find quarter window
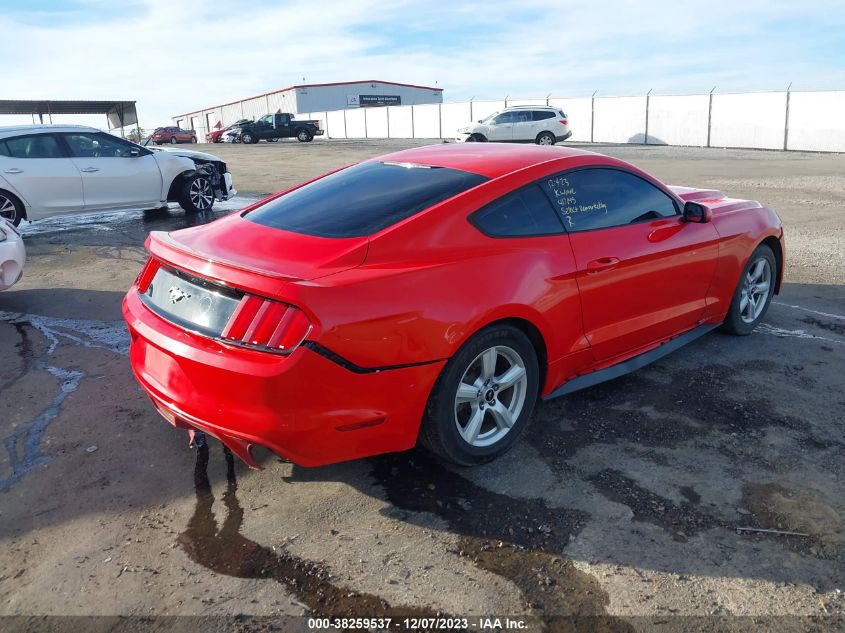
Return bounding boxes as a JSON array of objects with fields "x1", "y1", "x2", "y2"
[
  {"x1": 532, "y1": 111, "x2": 556, "y2": 121},
  {"x1": 541, "y1": 168, "x2": 678, "y2": 232},
  {"x1": 471, "y1": 185, "x2": 564, "y2": 237}
]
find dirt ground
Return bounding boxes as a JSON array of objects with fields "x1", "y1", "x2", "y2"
[{"x1": 1, "y1": 139, "x2": 844, "y2": 632}]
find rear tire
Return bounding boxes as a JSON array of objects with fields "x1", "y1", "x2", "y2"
[
  {"x1": 296, "y1": 129, "x2": 313, "y2": 142},
  {"x1": 190, "y1": 137, "x2": 197, "y2": 143},
  {"x1": 420, "y1": 324, "x2": 539, "y2": 466},
  {"x1": 536, "y1": 132, "x2": 556, "y2": 145},
  {"x1": 170, "y1": 137, "x2": 177, "y2": 145},
  {"x1": 178, "y1": 174, "x2": 215, "y2": 214},
  {"x1": 0, "y1": 190, "x2": 25, "y2": 227},
  {"x1": 720, "y1": 244, "x2": 776, "y2": 335}
]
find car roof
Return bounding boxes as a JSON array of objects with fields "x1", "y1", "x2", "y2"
[
  {"x1": 0, "y1": 124, "x2": 102, "y2": 137},
  {"x1": 374, "y1": 143, "x2": 600, "y2": 180}
]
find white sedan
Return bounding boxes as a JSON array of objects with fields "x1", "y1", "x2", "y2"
[
  {"x1": 0, "y1": 125, "x2": 236, "y2": 226},
  {"x1": 0, "y1": 218, "x2": 25, "y2": 291}
]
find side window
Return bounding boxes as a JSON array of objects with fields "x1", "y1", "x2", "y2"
[
  {"x1": 541, "y1": 168, "x2": 678, "y2": 232},
  {"x1": 63, "y1": 132, "x2": 136, "y2": 158},
  {"x1": 532, "y1": 111, "x2": 556, "y2": 121},
  {"x1": 493, "y1": 112, "x2": 515, "y2": 125},
  {"x1": 4, "y1": 134, "x2": 64, "y2": 159},
  {"x1": 513, "y1": 111, "x2": 532, "y2": 123},
  {"x1": 471, "y1": 185, "x2": 564, "y2": 237},
  {"x1": 257, "y1": 115, "x2": 273, "y2": 125},
  {"x1": 0, "y1": 141, "x2": 9, "y2": 157}
]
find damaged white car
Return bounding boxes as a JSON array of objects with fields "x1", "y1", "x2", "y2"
[{"x1": 0, "y1": 125, "x2": 236, "y2": 226}]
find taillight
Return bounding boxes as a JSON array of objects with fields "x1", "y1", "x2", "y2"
[
  {"x1": 135, "y1": 258, "x2": 161, "y2": 292},
  {"x1": 560, "y1": 119, "x2": 568, "y2": 125},
  {"x1": 221, "y1": 295, "x2": 311, "y2": 354},
  {"x1": 314, "y1": 121, "x2": 321, "y2": 129}
]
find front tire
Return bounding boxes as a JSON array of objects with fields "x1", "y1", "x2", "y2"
[
  {"x1": 241, "y1": 132, "x2": 256, "y2": 144},
  {"x1": 170, "y1": 137, "x2": 177, "y2": 145},
  {"x1": 178, "y1": 174, "x2": 215, "y2": 214},
  {"x1": 190, "y1": 137, "x2": 197, "y2": 144},
  {"x1": 296, "y1": 129, "x2": 313, "y2": 142},
  {"x1": 536, "y1": 132, "x2": 556, "y2": 145},
  {"x1": 720, "y1": 244, "x2": 776, "y2": 335},
  {"x1": 420, "y1": 324, "x2": 539, "y2": 466},
  {"x1": 0, "y1": 190, "x2": 25, "y2": 227}
]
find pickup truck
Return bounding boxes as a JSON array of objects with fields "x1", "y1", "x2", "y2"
[{"x1": 235, "y1": 113, "x2": 323, "y2": 144}]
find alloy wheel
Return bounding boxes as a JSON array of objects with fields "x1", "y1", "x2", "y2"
[
  {"x1": 189, "y1": 177, "x2": 214, "y2": 210},
  {"x1": 0, "y1": 194, "x2": 18, "y2": 224},
  {"x1": 537, "y1": 134, "x2": 554, "y2": 145},
  {"x1": 454, "y1": 345, "x2": 528, "y2": 447},
  {"x1": 740, "y1": 257, "x2": 772, "y2": 323}
]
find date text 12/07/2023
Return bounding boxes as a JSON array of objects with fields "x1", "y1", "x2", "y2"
[{"x1": 307, "y1": 616, "x2": 529, "y2": 630}]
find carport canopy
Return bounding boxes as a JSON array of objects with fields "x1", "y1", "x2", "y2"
[{"x1": 0, "y1": 99, "x2": 138, "y2": 130}]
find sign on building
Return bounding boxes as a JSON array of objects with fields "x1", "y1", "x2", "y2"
[
  {"x1": 347, "y1": 94, "x2": 402, "y2": 107},
  {"x1": 360, "y1": 95, "x2": 401, "y2": 107}
]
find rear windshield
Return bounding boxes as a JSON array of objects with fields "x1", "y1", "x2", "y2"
[{"x1": 245, "y1": 161, "x2": 488, "y2": 238}]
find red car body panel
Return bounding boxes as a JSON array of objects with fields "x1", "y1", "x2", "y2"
[{"x1": 123, "y1": 144, "x2": 784, "y2": 467}]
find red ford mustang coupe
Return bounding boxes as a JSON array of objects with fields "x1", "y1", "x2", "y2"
[{"x1": 123, "y1": 144, "x2": 784, "y2": 467}]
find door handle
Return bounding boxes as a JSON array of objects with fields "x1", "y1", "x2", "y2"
[
  {"x1": 3, "y1": 168, "x2": 23, "y2": 174},
  {"x1": 80, "y1": 167, "x2": 100, "y2": 173},
  {"x1": 586, "y1": 257, "x2": 621, "y2": 273}
]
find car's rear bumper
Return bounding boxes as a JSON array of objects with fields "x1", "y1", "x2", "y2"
[
  {"x1": 557, "y1": 130, "x2": 572, "y2": 142},
  {"x1": 123, "y1": 288, "x2": 443, "y2": 467}
]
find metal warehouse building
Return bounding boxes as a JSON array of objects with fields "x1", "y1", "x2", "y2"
[{"x1": 172, "y1": 80, "x2": 443, "y2": 141}]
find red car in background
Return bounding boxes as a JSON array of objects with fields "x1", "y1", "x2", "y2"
[
  {"x1": 150, "y1": 126, "x2": 197, "y2": 145},
  {"x1": 206, "y1": 119, "x2": 252, "y2": 143},
  {"x1": 123, "y1": 144, "x2": 784, "y2": 468}
]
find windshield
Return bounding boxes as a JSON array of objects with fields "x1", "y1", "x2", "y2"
[{"x1": 480, "y1": 112, "x2": 499, "y2": 124}]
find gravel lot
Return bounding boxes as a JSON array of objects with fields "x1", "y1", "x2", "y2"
[{"x1": 1, "y1": 139, "x2": 843, "y2": 631}]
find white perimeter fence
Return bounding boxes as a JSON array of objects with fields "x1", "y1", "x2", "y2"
[{"x1": 289, "y1": 90, "x2": 845, "y2": 152}]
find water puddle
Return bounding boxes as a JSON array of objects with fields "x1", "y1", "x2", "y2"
[
  {"x1": 0, "y1": 311, "x2": 128, "y2": 491},
  {"x1": 178, "y1": 442, "x2": 440, "y2": 620}
]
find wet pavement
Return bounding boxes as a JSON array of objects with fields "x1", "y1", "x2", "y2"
[{"x1": 1, "y1": 143, "x2": 844, "y2": 631}]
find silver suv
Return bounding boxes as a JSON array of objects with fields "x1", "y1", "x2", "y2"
[{"x1": 456, "y1": 106, "x2": 572, "y2": 145}]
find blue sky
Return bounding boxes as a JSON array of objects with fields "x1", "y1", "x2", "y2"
[{"x1": 1, "y1": 0, "x2": 844, "y2": 128}]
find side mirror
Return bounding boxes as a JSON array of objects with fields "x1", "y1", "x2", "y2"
[
  {"x1": 682, "y1": 201, "x2": 712, "y2": 223},
  {"x1": 477, "y1": 120, "x2": 483, "y2": 123},
  {"x1": 129, "y1": 147, "x2": 141, "y2": 157}
]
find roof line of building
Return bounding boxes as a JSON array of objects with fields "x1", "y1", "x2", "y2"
[{"x1": 172, "y1": 80, "x2": 443, "y2": 118}]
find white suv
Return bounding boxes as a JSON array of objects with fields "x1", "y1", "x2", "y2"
[
  {"x1": 0, "y1": 125, "x2": 236, "y2": 226},
  {"x1": 456, "y1": 106, "x2": 571, "y2": 145}
]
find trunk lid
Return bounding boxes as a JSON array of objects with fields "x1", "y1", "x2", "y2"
[{"x1": 148, "y1": 213, "x2": 368, "y2": 283}]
